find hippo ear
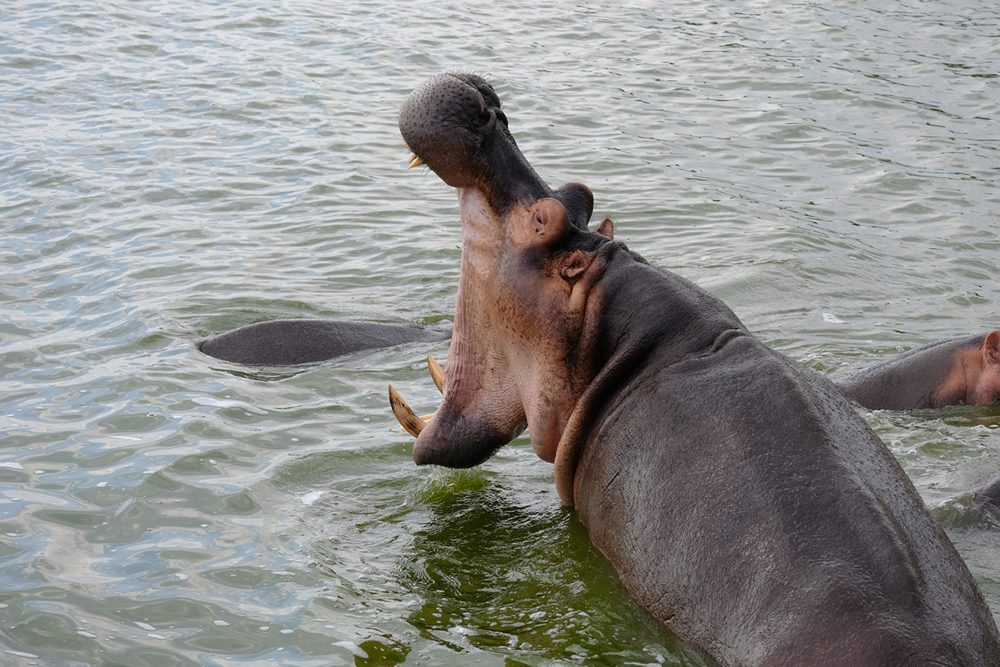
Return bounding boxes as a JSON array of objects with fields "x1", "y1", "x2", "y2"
[
  {"x1": 985, "y1": 331, "x2": 1000, "y2": 367},
  {"x1": 560, "y1": 249, "x2": 596, "y2": 281},
  {"x1": 596, "y1": 217, "x2": 614, "y2": 239}
]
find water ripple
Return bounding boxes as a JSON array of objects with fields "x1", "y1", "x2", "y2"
[{"x1": 2, "y1": 0, "x2": 999, "y2": 663}]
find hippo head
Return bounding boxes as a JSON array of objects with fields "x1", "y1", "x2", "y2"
[
  {"x1": 399, "y1": 73, "x2": 596, "y2": 229},
  {"x1": 395, "y1": 73, "x2": 615, "y2": 483}
]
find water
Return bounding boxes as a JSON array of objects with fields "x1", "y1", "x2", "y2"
[{"x1": 2, "y1": 0, "x2": 999, "y2": 664}]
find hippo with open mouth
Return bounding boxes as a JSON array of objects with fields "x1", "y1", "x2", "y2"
[{"x1": 390, "y1": 73, "x2": 1000, "y2": 666}]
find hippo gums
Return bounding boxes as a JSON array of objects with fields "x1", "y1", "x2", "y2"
[{"x1": 390, "y1": 73, "x2": 1000, "y2": 666}]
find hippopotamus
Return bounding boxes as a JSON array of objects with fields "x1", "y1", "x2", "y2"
[
  {"x1": 198, "y1": 302, "x2": 1000, "y2": 418},
  {"x1": 836, "y1": 331, "x2": 1000, "y2": 410},
  {"x1": 199, "y1": 319, "x2": 452, "y2": 365},
  {"x1": 388, "y1": 72, "x2": 1000, "y2": 666}
]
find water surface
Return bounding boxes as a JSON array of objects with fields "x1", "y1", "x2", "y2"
[{"x1": 3, "y1": 0, "x2": 999, "y2": 664}]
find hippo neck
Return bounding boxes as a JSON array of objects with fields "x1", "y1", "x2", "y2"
[{"x1": 553, "y1": 245, "x2": 748, "y2": 505}]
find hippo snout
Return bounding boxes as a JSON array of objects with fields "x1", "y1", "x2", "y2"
[
  {"x1": 399, "y1": 73, "x2": 552, "y2": 212},
  {"x1": 399, "y1": 73, "x2": 503, "y2": 189}
]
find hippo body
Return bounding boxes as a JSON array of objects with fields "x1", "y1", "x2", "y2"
[
  {"x1": 200, "y1": 318, "x2": 451, "y2": 365},
  {"x1": 836, "y1": 332, "x2": 1000, "y2": 410},
  {"x1": 391, "y1": 73, "x2": 1000, "y2": 666},
  {"x1": 573, "y1": 258, "x2": 996, "y2": 665}
]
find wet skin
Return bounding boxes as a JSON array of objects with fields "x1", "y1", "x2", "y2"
[
  {"x1": 836, "y1": 331, "x2": 1000, "y2": 410},
  {"x1": 199, "y1": 319, "x2": 451, "y2": 365},
  {"x1": 392, "y1": 73, "x2": 1000, "y2": 667}
]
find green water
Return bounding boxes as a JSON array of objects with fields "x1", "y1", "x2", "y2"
[{"x1": 2, "y1": 0, "x2": 999, "y2": 664}]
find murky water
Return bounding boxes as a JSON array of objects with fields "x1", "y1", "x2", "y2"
[{"x1": 2, "y1": 0, "x2": 999, "y2": 664}]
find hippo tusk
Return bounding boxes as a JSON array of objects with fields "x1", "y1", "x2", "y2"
[
  {"x1": 408, "y1": 154, "x2": 425, "y2": 169},
  {"x1": 399, "y1": 413, "x2": 436, "y2": 431},
  {"x1": 427, "y1": 355, "x2": 445, "y2": 394},
  {"x1": 389, "y1": 384, "x2": 426, "y2": 437}
]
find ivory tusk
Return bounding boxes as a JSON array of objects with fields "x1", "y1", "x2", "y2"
[
  {"x1": 389, "y1": 384, "x2": 425, "y2": 438},
  {"x1": 408, "y1": 154, "x2": 425, "y2": 169},
  {"x1": 398, "y1": 413, "x2": 436, "y2": 432},
  {"x1": 427, "y1": 355, "x2": 445, "y2": 394}
]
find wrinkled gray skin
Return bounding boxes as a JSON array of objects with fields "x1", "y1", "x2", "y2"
[
  {"x1": 397, "y1": 72, "x2": 1000, "y2": 666},
  {"x1": 199, "y1": 319, "x2": 451, "y2": 365}
]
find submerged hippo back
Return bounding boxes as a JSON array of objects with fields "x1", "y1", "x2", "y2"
[{"x1": 201, "y1": 319, "x2": 452, "y2": 365}]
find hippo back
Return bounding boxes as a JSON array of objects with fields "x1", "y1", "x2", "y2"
[{"x1": 574, "y1": 276, "x2": 1000, "y2": 666}]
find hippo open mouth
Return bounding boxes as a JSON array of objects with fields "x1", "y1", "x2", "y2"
[{"x1": 392, "y1": 73, "x2": 612, "y2": 479}]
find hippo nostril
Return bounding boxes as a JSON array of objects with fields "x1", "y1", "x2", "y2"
[{"x1": 476, "y1": 91, "x2": 488, "y2": 118}]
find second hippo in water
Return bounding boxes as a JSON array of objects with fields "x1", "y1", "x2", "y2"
[
  {"x1": 199, "y1": 319, "x2": 452, "y2": 365},
  {"x1": 836, "y1": 331, "x2": 1000, "y2": 410},
  {"x1": 389, "y1": 72, "x2": 1000, "y2": 667}
]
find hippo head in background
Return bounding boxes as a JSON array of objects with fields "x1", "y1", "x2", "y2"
[{"x1": 394, "y1": 72, "x2": 615, "y2": 489}]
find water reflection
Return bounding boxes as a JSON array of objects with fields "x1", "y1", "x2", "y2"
[
  {"x1": 280, "y1": 446, "x2": 708, "y2": 665},
  {"x1": 399, "y1": 480, "x2": 701, "y2": 665}
]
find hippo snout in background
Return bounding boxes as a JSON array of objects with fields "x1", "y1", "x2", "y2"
[{"x1": 390, "y1": 72, "x2": 1000, "y2": 667}]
